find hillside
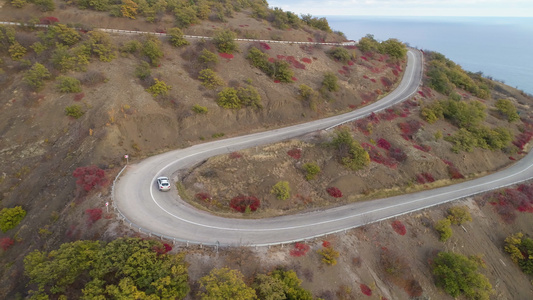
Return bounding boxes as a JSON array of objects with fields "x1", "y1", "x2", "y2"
[{"x1": 0, "y1": 0, "x2": 533, "y2": 299}]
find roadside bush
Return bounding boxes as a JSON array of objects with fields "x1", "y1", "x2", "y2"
[
  {"x1": 56, "y1": 76, "x2": 81, "y2": 93},
  {"x1": 174, "y1": 6, "x2": 197, "y2": 28},
  {"x1": 192, "y1": 104, "x2": 208, "y2": 114},
  {"x1": 504, "y1": 232, "x2": 533, "y2": 275},
  {"x1": 146, "y1": 78, "x2": 171, "y2": 97},
  {"x1": 327, "y1": 47, "x2": 352, "y2": 63},
  {"x1": 212, "y1": 29, "x2": 238, "y2": 54},
  {"x1": 120, "y1": 40, "x2": 141, "y2": 53},
  {"x1": 496, "y1": 98, "x2": 519, "y2": 122},
  {"x1": 435, "y1": 218, "x2": 452, "y2": 242},
  {"x1": 85, "y1": 31, "x2": 116, "y2": 62},
  {"x1": 287, "y1": 148, "x2": 301, "y2": 159},
  {"x1": 303, "y1": 162, "x2": 320, "y2": 180},
  {"x1": 65, "y1": 105, "x2": 84, "y2": 119},
  {"x1": 217, "y1": 87, "x2": 240, "y2": 109},
  {"x1": 447, "y1": 206, "x2": 472, "y2": 225},
  {"x1": 326, "y1": 187, "x2": 342, "y2": 198},
  {"x1": 23, "y1": 62, "x2": 51, "y2": 91},
  {"x1": 331, "y1": 129, "x2": 370, "y2": 171},
  {"x1": 198, "y1": 68, "x2": 224, "y2": 89},
  {"x1": 290, "y1": 243, "x2": 310, "y2": 257},
  {"x1": 271, "y1": 181, "x2": 290, "y2": 200},
  {"x1": 432, "y1": 252, "x2": 492, "y2": 300},
  {"x1": 229, "y1": 195, "x2": 260, "y2": 212},
  {"x1": 142, "y1": 36, "x2": 163, "y2": 66},
  {"x1": 391, "y1": 220, "x2": 406, "y2": 235},
  {"x1": 0, "y1": 206, "x2": 27, "y2": 232},
  {"x1": 168, "y1": 27, "x2": 189, "y2": 47},
  {"x1": 72, "y1": 165, "x2": 107, "y2": 192},
  {"x1": 322, "y1": 72, "x2": 339, "y2": 92},
  {"x1": 378, "y1": 39, "x2": 407, "y2": 60},
  {"x1": 301, "y1": 14, "x2": 332, "y2": 32},
  {"x1": 318, "y1": 246, "x2": 340, "y2": 266}
]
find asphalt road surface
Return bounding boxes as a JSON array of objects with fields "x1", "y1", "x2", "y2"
[{"x1": 115, "y1": 49, "x2": 532, "y2": 246}]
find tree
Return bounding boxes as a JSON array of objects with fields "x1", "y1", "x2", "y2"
[
  {"x1": 121, "y1": 0, "x2": 138, "y2": 19},
  {"x1": 253, "y1": 274, "x2": 286, "y2": 300},
  {"x1": 303, "y1": 162, "x2": 320, "y2": 180},
  {"x1": 379, "y1": 39, "x2": 407, "y2": 60},
  {"x1": 23, "y1": 62, "x2": 51, "y2": 91},
  {"x1": 168, "y1": 27, "x2": 190, "y2": 47},
  {"x1": 174, "y1": 5, "x2": 198, "y2": 28},
  {"x1": 496, "y1": 98, "x2": 519, "y2": 122},
  {"x1": 212, "y1": 29, "x2": 238, "y2": 54},
  {"x1": 198, "y1": 267, "x2": 257, "y2": 300},
  {"x1": 271, "y1": 181, "x2": 290, "y2": 200},
  {"x1": 86, "y1": 31, "x2": 116, "y2": 62},
  {"x1": 504, "y1": 232, "x2": 533, "y2": 275},
  {"x1": 435, "y1": 218, "x2": 452, "y2": 242},
  {"x1": 0, "y1": 206, "x2": 27, "y2": 232},
  {"x1": 432, "y1": 252, "x2": 492, "y2": 300},
  {"x1": 269, "y1": 269, "x2": 313, "y2": 300}
]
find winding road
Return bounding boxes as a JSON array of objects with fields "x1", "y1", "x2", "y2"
[{"x1": 114, "y1": 49, "x2": 532, "y2": 247}]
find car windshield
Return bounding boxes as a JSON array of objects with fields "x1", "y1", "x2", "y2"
[{"x1": 161, "y1": 182, "x2": 169, "y2": 186}]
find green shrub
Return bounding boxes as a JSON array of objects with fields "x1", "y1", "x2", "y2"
[
  {"x1": 217, "y1": 87, "x2": 240, "y2": 109},
  {"x1": 86, "y1": 31, "x2": 116, "y2": 62},
  {"x1": 496, "y1": 98, "x2": 519, "y2": 122},
  {"x1": 435, "y1": 218, "x2": 452, "y2": 242},
  {"x1": 198, "y1": 49, "x2": 219, "y2": 67},
  {"x1": 135, "y1": 61, "x2": 151, "y2": 80},
  {"x1": 212, "y1": 29, "x2": 238, "y2": 54},
  {"x1": 31, "y1": 42, "x2": 47, "y2": 54},
  {"x1": 64, "y1": 105, "x2": 84, "y2": 119},
  {"x1": 146, "y1": 78, "x2": 171, "y2": 97},
  {"x1": 120, "y1": 40, "x2": 142, "y2": 53},
  {"x1": 332, "y1": 129, "x2": 370, "y2": 171},
  {"x1": 23, "y1": 63, "x2": 51, "y2": 91},
  {"x1": 56, "y1": 76, "x2": 82, "y2": 93},
  {"x1": 9, "y1": 42, "x2": 26, "y2": 60},
  {"x1": 11, "y1": 0, "x2": 27, "y2": 8},
  {"x1": 327, "y1": 47, "x2": 352, "y2": 63},
  {"x1": 298, "y1": 84, "x2": 315, "y2": 100},
  {"x1": 0, "y1": 206, "x2": 27, "y2": 232},
  {"x1": 447, "y1": 206, "x2": 472, "y2": 225},
  {"x1": 301, "y1": 14, "x2": 332, "y2": 32},
  {"x1": 192, "y1": 104, "x2": 208, "y2": 114},
  {"x1": 198, "y1": 68, "x2": 224, "y2": 89},
  {"x1": 446, "y1": 126, "x2": 512, "y2": 153},
  {"x1": 51, "y1": 44, "x2": 90, "y2": 72},
  {"x1": 433, "y1": 252, "x2": 492, "y2": 300},
  {"x1": 357, "y1": 34, "x2": 380, "y2": 53},
  {"x1": 322, "y1": 72, "x2": 339, "y2": 92},
  {"x1": 142, "y1": 36, "x2": 163, "y2": 66},
  {"x1": 168, "y1": 27, "x2": 189, "y2": 47},
  {"x1": 504, "y1": 232, "x2": 533, "y2": 275},
  {"x1": 254, "y1": 269, "x2": 313, "y2": 300},
  {"x1": 270, "y1": 60, "x2": 294, "y2": 83},
  {"x1": 236, "y1": 85, "x2": 262, "y2": 109},
  {"x1": 271, "y1": 181, "x2": 290, "y2": 200},
  {"x1": 174, "y1": 6, "x2": 197, "y2": 28},
  {"x1": 303, "y1": 162, "x2": 320, "y2": 180},
  {"x1": 34, "y1": 0, "x2": 55, "y2": 11},
  {"x1": 246, "y1": 47, "x2": 269, "y2": 69},
  {"x1": 318, "y1": 246, "x2": 340, "y2": 266},
  {"x1": 378, "y1": 39, "x2": 407, "y2": 60}
]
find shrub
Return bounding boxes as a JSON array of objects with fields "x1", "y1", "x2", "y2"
[
  {"x1": 10, "y1": 0, "x2": 27, "y2": 8},
  {"x1": 34, "y1": 0, "x2": 55, "y2": 11},
  {"x1": 432, "y1": 252, "x2": 492, "y2": 300},
  {"x1": 496, "y1": 98, "x2": 519, "y2": 122},
  {"x1": 85, "y1": 208, "x2": 102, "y2": 225},
  {"x1": 360, "y1": 284, "x2": 372, "y2": 296},
  {"x1": 168, "y1": 27, "x2": 189, "y2": 47},
  {"x1": 174, "y1": 6, "x2": 197, "y2": 28},
  {"x1": 217, "y1": 87, "x2": 240, "y2": 109},
  {"x1": 391, "y1": 220, "x2": 406, "y2": 235},
  {"x1": 56, "y1": 76, "x2": 82, "y2": 93},
  {"x1": 142, "y1": 36, "x2": 163, "y2": 66},
  {"x1": 303, "y1": 162, "x2": 320, "y2": 180},
  {"x1": 72, "y1": 165, "x2": 107, "y2": 192},
  {"x1": 435, "y1": 218, "x2": 452, "y2": 242},
  {"x1": 327, "y1": 47, "x2": 352, "y2": 63},
  {"x1": 287, "y1": 148, "x2": 301, "y2": 159},
  {"x1": 229, "y1": 195, "x2": 260, "y2": 212},
  {"x1": 120, "y1": 40, "x2": 141, "y2": 53},
  {"x1": 327, "y1": 187, "x2": 342, "y2": 198},
  {"x1": 331, "y1": 129, "x2": 370, "y2": 171},
  {"x1": 198, "y1": 49, "x2": 219, "y2": 67},
  {"x1": 0, "y1": 206, "x2": 27, "y2": 232},
  {"x1": 212, "y1": 29, "x2": 238, "y2": 54},
  {"x1": 322, "y1": 72, "x2": 339, "y2": 92},
  {"x1": 270, "y1": 60, "x2": 294, "y2": 83},
  {"x1": 271, "y1": 181, "x2": 291, "y2": 200},
  {"x1": 0, "y1": 237, "x2": 14, "y2": 250},
  {"x1": 504, "y1": 232, "x2": 533, "y2": 275},
  {"x1": 64, "y1": 105, "x2": 84, "y2": 119},
  {"x1": 198, "y1": 68, "x2": 224, "y2": 89},
  {"x1": 378, "y1": 39, "x2": 407, "y2": 60},
  {"x1": 376, "y1": 138, "x2": 391, "y2": 150},
  {"x1": 85, "y1": 31, "x2": 116, "y2": 62},
  {"x1": 192, "y1": 104, "x2": 208, "y2": 114},
  {"x1": 237, "y1": 85, "x2": 262, "y2": 108},
  {"x1": 447, "y1": 206, "x2": 472, "y2": 225},
  {"x1": 23, "y1": 63, "x2": 51, "y2": 91},
  {"x1": 146, "y1": 78, "x2": 171, "y2": 97},
  {"x1": 195, "y1": 192, "x2": 212, "y2": 202},
  {"x1": 135, "y1": 61, "x2": 151, "y2": 80},
  {"x1": 298, "y1": 84, "x2": 316, "y2": 101},
  {"x1": 9, "y1": 41, "x2": 26, "y2": 60},
  {"x1": 318, "y1": 246, "x2": 340, "y2": 265},
  {"x1": 290, "y1": 242, "x2": 310, "y2": 257}
]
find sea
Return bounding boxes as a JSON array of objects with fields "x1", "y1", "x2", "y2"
[{"x1": 325, "y1": 16, "x2": 533, "y2": 95}]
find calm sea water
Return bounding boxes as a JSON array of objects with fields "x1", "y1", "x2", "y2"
[{"x1": 326, "y1": 16, "x2": 533, "y2": 95}]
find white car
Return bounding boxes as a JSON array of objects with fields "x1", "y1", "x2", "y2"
[{"x1": 156, "y1": 177, "x2": 171, "y2": 191}]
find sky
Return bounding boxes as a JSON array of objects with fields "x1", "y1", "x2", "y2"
[{"x1": 267, "y1": 0, "x2": 533, "y2": 17}]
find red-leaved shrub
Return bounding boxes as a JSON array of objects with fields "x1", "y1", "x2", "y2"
[
  {"x1": 218, "y1": 53, "x2": 234, "y2": 59},
  {"x1": 391, "y1": 220, "x2": 406, "y2": 235},
  {"x1": 72, "y1": 166, "x2": 107, "y2": 192},
  {"x1": 327, "y1": 187, "x2": 342, "y2": 198},
  {"x1": 85, "y1": 208, "x2": 102, "y2": 225},
  {"x1": 290, "y1": 242, "x2": 310, "y2": 257},
  {"x1": 195, "y1": 192, "x2": 212, "y2": 202},
  {"x1": 380, "y1": 77, "x2": 393, "y2": 89},
  {"x1": 153, "y1": 243, "x2": 172, "y2": 255},
  {"x1": 0, "y1": 237, "x2": 14, "y2": 251},
  {"x1": 301, "y1": 57, "x2": 312, "y2": 63},
  {"x1": 229, "y1": 152, "x2": 242, "y2": 159},
  {"x1": 230, "y1": 195, "x2": 260, "y2": 212},
  {"x1": 377, "y1": 138, "x2": 391, "y2": 150},
  {"x1": 40, "y1": 16, "x2": 59, "y2": 24},
  {"x1": 259, "y1": 42, "x2": 271, "y2": 50},
  {"x1": 322, "y1": 240, "x2": 331, "y2": 248},
  {"x1": 74, "y1": 93, "x2": 85, "y2": 101},
  {"x1": 389, "y1": 148, "x2": 407, "y2": 163},
  {"x1": 287, "y1": 148, "x2": 302, "y2": 160},
  {"x1": 360, "y1": 284, "x2": 372, "y2": 296}
]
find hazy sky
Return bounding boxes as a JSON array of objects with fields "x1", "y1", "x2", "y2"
[{"x1": 267, "y1": 0, "x2": 533, "y2": 17}]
